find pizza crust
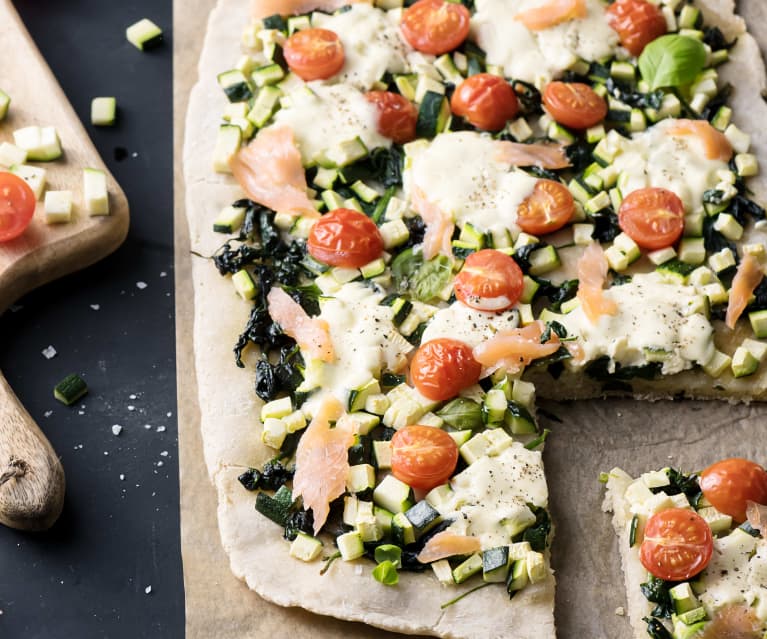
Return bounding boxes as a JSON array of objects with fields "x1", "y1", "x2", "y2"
[
  {"x1": 182, "y1": 0, "x2": 767, "y2": 635},
  {"x1": 184, "y1": 1, "x2": 556, "y2": 637}
]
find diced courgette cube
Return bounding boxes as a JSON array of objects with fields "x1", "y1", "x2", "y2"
[
  {"x1": 10, "y1": 164, "x2": 46, "y2": 200},
  {"x1": 404, "y1": 500, "x2": 441, "y2": 539},
  {"x1": 54, "y1": 373, "x2": 89, "y2": 405},
  {"x1": 83, "y1": 168, "x2": 109, "y2": 215},
  {"x1": 218, "y1": 69, "x2": 254, "y2": 102},
  {"x1": 732, "y1": 346, "x2": 759, "y2": 378},
  {"x1": 13, "y1": 125, "x2": 62, "y2": 161},
  {"x1": 373, "y1": 474, "x2": 413, "y2": 513},
  {"x1": 126, "y1": 18, "x2": 163, "y2": 50},
  {"x1": 482, "y1": 546, "x2": 511, "y2": 583},
  {"x1": 232, "y1": 269, "x2": 257, "y2": 300},
  {"x1": 212, "y1": 124, "x2": 242, "y2": 173},
  {"x1": 213, "y1": 205, "x2": 247, "y2": 234},
  {"x1": 0, "y1": 142, "x2": 27, "y2": 168},
  {"x1": 337, "y1": 531, "x2": 365, "y2": 561},
  {"x1": 391, "y1": 511, "x2": 415, "y2": 546},
  {"x1": 91, "y1": 97, "x2": 117, "y2": 126},
  {"x1": 453, "y1": 553, "x2": 483, "y2": 584},
  {"x1": 415, "y1": 91, "x2": 450, "y2": 138},
  {"x1": 44, "y1": 190, "x2": 73, "y2": 224},
  {"x1": 289, "y1": 532, "x2": 323, "y2": 561}
]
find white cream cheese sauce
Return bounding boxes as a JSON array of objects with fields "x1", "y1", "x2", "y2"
[
  {"x1": 273, "y1": 83, "x2": 390, "y2": 165},
  {"x1": 471, "y1": 0, "x2": 618, "y2": 87},
  {"x1": 421, "y1": 301, "x2": 520, "y2": 348},
  {"x1": 612, "y1": 119, "x2": 730, "y2": 214},
  {"x1": 404, "y1": 131, "x2": 539, "y2": 233},
  {"x1": 314, "y1": 5, "x2": 411, "y2": 91},
  {"x1": 305, "y1": 282, "x2": 412, "y2": 411},
  {"x1": 558, "y1": 272, "x2": 715, "y2": 374},
  {"x1": 436, "y1": 444, "x2": 548, "y2": 549}
]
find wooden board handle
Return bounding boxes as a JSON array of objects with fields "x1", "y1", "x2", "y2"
[{"x1": 0, "y1": 374, "x2": 65, "y2": 531}]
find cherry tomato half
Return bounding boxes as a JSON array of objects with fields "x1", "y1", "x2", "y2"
[
  {"x1": 283, "y1": 28, "x2": 345, "y2": 81},
  {"x1": 400, "y1": 0, "x2": 471, "y2": 56},
  {"x1": 453, "y1": 249, "x2": 524, "y2": 312},
  {"x1": 391, "y1": 424, "x2": 459, "y2": 491},
  {"x1": 0, "y1": 171, "x2": 36, "y2": 242},
  {"x1": 307, "y1": 208, "x2": 384, "y2": 268},
  {"x1": 542, "y1": 82, "x2": 607, "y2": 130},
  {"x1": 410, "y1": 338, "x2": 481, "y2": 401},
  {"x1": 700, "y1": 458, "x2": 767, "y2": 523},
  {"x1": 365, "y1": 91, "x2": 418, "y2": 145},
  {"x1": 450, "y1": 74, "x2": 520, "y2": 132},
  {"x1": 618, "y1": 187, "x2": 685, "y2": 250},
  {"x1": 640, "y1": 508, "x2": 713, "y2": 582},
  {"x1": 606, "y1": 0, "x2": 667, "y2": 57},
  {"x1": 517, "y1": 179, "x2": 575, "y2": 236}
]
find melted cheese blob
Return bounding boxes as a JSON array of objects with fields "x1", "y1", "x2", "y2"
[
  {"x1": 404, "y1": 132, "x2": 539, "y2": 233},
  {"x1": 611, "y1": 119, "x2": 731, "y2": 215},
  {"x1": 313, "y1": 5, "x2": 410, "y2": 91},
  {"x1": 304, "y1": 282, "x2": 413, "y2": 412},
  {"x1": 437, "y1": 445, "x2": 548, "y2": 549},
  {"x1": 471, "y1": 0, "x2": 618, "y2": 87},
  {"x1": 558, "y1": 272, "x2": 716, "y2": 375},
  {"x1": 421, "y1": 301, "x2": 520, "y2": 348},
  {"x1": 273, "y1": 83, "x2": 390, "y2": 165}
]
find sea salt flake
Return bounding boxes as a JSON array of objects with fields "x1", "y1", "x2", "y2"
[
  {"x1": 90, "y1": 304, "x2": 100, "y2": 311},
  {"x1": 42, "y1": 345, "x2": 57, "y2": 359},
  {"x1": 112, "y1": 425, "x2": 123, "y2": 436},
  {"x1": 144, "y1": 586, "x2": 152, "y2": 595},
  {"x1": 136, "y1": 281, "x2": 148, "y2": 290}
]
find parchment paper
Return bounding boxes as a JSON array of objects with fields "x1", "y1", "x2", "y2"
[{"x1": 174, "y1": 3, "x2": 767, "y2": 637}]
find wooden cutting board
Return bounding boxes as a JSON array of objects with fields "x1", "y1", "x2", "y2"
[{"x1": 0, "y1": 0, "x2": 129, "y2": 531}]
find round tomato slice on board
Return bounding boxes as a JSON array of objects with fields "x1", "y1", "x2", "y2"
[
  {"x1": 307, "y1": 208, "x2": 384, "y2": 268},
  {"x1": 410, "y1": 338, "x2": 481, "y2": 401},
  {"x1": 517, "y1": 179, "x2": 575, "y2": 236},
  {"x1": 0, "y1": 172, "x2": 36, "y2": 242},
  {"x1": 700, "y1": 458, "x2": 767, "y2": 523},
  {"x1": 391, "y1": 424, "x2": 459, "y2": 491},
  {"x1": 283, "y1": 28, "x2": 345, "y2": 81},
  {"x1": 542, "y1": 82, "x2": 607, "y2": 130},
  {"x1": 450, "y1": 74, "x2": 520, "y2": 132},
  {"x1": 400, "y1": 0, "x2": 471, "y2": 56},
  {"x1": 618, "y1": 187, "x2": 685, "y2": 250},
  {"x1": 365, "y1": 91, "x2": 418, "y2": 144},
  {"x1": 640, "y1": 508, "x2": 713, "y2": 581},
  {"x1": 606, "y1": 0, "x2": 667, "y2": 57},
  {"x1": 453, "y1": 249, "x2": 524, "y2": 312}
]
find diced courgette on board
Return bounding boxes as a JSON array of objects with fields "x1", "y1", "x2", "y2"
[
  {"x1": 54, "y1": 373, "x2": 89, "y2": 406},
  {"x1": 13, "y1": 125, "x2": 62, "y2": 161},
  {"x1": 83, "y1": 168, "x2": 110, "y2": 216},
  {"x1": 44, "y1": 190, "x2": 74, "y2": 224},
  {"x1": 91, "y1": 97, "x2": 117, "y2": 126},
  {"x1": 126, "y1": 18, "x2": 164, "y2": 51}
]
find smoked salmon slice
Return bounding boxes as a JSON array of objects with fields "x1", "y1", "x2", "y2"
[
  {"x1": 267, "y1": 286, "x2": 335, "y2": 362},
  {"x1": 576, "y1": 242, "x2": 618, "y2": 323},
  {"x1": 494, "y1": 140, "x2": 571, "y2": 169},
  {"x1": 473, "y1": 320, "x2": 562, "y2": 375},
  {"x1": 725, "y1": 253, "x2": 763, "y2": 329},
  {"x1": 417, "y1": 531, "x2": 482, "y2": 563},
  {"x1": 292, "y1": 396, "x2": 355, "y2": 534},
  {"x1": 667, "y1": 119, "x2": 733, "y2": 162},
  {"x1": 514, "y1": 0, "x2": 587, "y2": 31},
  {"x1": 229, "y1": 126, "x2": 320, "y2": 218},
  {"x1": 699, "y1": 605, "x2": 762, "y2": 639},
  {"x1": 411, "y1": 186, "x2": 455, "y2": 260},
  {"x1": 252, "y1": 0, "x2": 369, "y2": 20}
]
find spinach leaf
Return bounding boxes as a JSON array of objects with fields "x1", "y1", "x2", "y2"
[
  {"x1": 391, "y1": 249, "x2": 452, "y2": 302},
  {"x1": 702, "y1": 26, "x2": 731, "y2": 51},
  {"x1": 540, "y1": 320, "x2": 568, "y2": 343},
  {"x1": 565, "y1": 141, "x2": 595, "y2": 172},
  {"x1": 650, "y1": 468, "x2": 701, "y2": 507},
  {"x1": 437, "y1": 398, "x2": 484, "y2": 430},
  {"x1": 638, "y1": 35, "x2": 707, "y2": 90},
  {"x1": 341, "y1": 146, "x2": 404, "y2": 188},
  {"x1": 701, "y1": 83, "x2": 732, "y2": 122},
  {"x1": 512, "y1": 242, "x2": 545, "y2": 273},
  {"x1": 748, "y1": 279, "x2": 767, "y2": 311},
  {"x1": 585, "y1": 356, "x2": 662, "y2": 382},
  {"x1": 535, "y1": 278, "x2": 579, "y2": 311},
  {"x1": 255, "y1": 358, "x2": 278, "y2": 402},
  {"x1": 517, "y1": 507, "x2": 551, "y2": 552},
  {"x1": 283, "y1": 507, "x2": 314, "y2": 541},
  {"x1": 640, "y1": 576, "x2": 676, "y2": 618},
  {"x1": 729, "y1": 193, "x2": 766, "y2": 224},
  {"x1": 703, "y1": 215, "x2": 737, "y2": 256},
  {"x1": 511, "y1": 80, "x2": 543, "y2": 115},
  {"x1": 238, "y1": 460, "x2": 294, "y2": 492},
  {"x1": 644, "y1": 617, "x2": 673, "y2": 639},
  {"x1": 590, "y1": 209, "x2": 621, "y2": 242}
]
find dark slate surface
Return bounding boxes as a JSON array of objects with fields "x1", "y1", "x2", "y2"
[{"x1": 0, "y1": 3, "x2": 183, "y2": 638}]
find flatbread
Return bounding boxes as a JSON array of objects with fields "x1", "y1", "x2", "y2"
[
  {"x1": 182, "y1": 0, "x2": 767, "y2": 636},
  {"x1": 183, "y1": 2, "x2": 555, "y2": 637}
]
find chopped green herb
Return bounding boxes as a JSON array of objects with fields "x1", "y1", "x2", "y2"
[{"x1": 372, "y1": 560, "x2": 399, "y2": 586}]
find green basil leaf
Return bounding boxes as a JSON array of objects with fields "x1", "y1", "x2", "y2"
[
  {"x1": 372, "y1": 560, "x2": 399, "y2": 586},
  {"x1": 638, "y1": 35, "x2": 707, "y2": 90},
  {"x1": 437, "y1": 397, "x2": 483, "y2": 430},
  {"x1": 412, "y1": 255, "x2": 452, "y2": 302}
]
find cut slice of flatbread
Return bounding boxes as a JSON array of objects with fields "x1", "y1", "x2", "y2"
[{"x1": 603, "y1": 465, "x2": 767, "y2": 638}]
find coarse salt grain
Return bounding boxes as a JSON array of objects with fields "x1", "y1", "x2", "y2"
[
  {"x1": 112, "y1": 425, "x2": 123, "y2": 436},
  {"x1": 136, "y1": 281, "x2": 148, "y2": 290},
  {"x1": 42, "y1": 345, "x2": 57, "y2": 359}
]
